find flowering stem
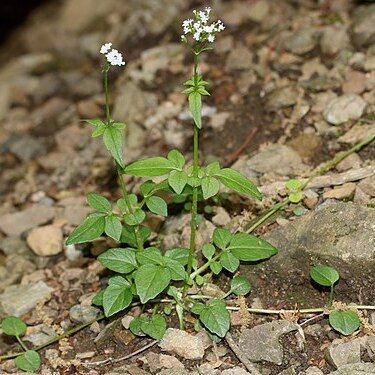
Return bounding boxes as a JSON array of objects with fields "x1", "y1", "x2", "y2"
[
  {"x1": 184, "y1": 52, "x2": 200, "y2": 295},
  {"x1": 103, "y1": 65, "x2": 111, "y2": 125}
]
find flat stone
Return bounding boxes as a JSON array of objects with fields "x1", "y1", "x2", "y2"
[
  {"x1": 221, "y1": 368, "x2": 250, "y2": 375},
  {"x1": 264, "y1": 202, "x2": 375, "y2": 262},
  {"x1": 0, "y1": 236, "x2": 30, "y2": 256},
  {"x1": 320, "y1": 25, "x2": 350, "y2": 55},
  {"x1": 338, "y1": 124, "x2": 375, "y2": 144},
  {"x1": 358, "y1": 175, "x2": 375, "y2": 197},
  {"x1": 328, "y1": 362, "x2": 375, "y2": 374},
  {"x1": 326, "y1": 338, "x2": 361, "y2": 368},
  {"x1": 23, "y1": 324, "x2": 58, "y2": 346},
  {"x1": 7, "y1": 134, "x2": 46, "y2": 161},
  {"x1": 158, "y1": 328, "x2": 206, "y2": 360},
  {"x1": 352, "y1": 4, "x2": 375, "y2": 47},
  {"x1": 225, "y1": 45, "x2": 253, "y2": 71},
  {"x1": 69, "y1": 304, "x2": 101, "y2": 324},
  {"x1": 266, "y1": 85, "x2": 299, "y2": 109},
  {"x1": 238, "y1": 320, "x2": 297, "y2": 365},
  {"x1": 323, "y1": 183, "x2": 356, "y2": 200},
  {"x1": 0, "y1": 205, "x2": 55, "y2": 236},
  {"x1": 233, "y1": 144, "x2": 307, "y2": 177},
  {"x1": 212, "y1": 207, "x2": 231, "y2": 227},
  {"x1": 0, "y1": 281, "x2": 53, "y2": 316},
  {"x1": 283, "y1": 28, "x2": 317, "y2": 55},
  {"x1": 335, "y1": 153, "x2": 362, "y2": 172},
  {"x1": 342, "y1": 71, "x2": 367, "y2": 94},
  {"x1": 323, "y1": 94, "x2": 367, "y2": 125},
  {"x1": 26, "y1": 225, "x2": 63, "y2": 257},
  {"x1": 305, "y1": 367, "x2": 324, "y2": 375}
]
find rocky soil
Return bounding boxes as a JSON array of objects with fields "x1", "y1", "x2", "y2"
[{"x1": 0, "y1": 0, "x2": 375, "y2": 374}]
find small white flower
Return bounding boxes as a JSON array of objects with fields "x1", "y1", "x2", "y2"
[
  {"x1": 181, "y1": 7, "x2": 225, "y2": 44},
  {"x1": 105, "y1": 48, "x2": 125, "y2": 66},
  {"x1": 100, "y1": 43, "x2": 112, "y2": 54}
]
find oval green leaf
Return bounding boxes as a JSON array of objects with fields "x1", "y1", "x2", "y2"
[
  {"x1": 97, "y1": 248, "x2": 137, "y2": 273},
  {"x1": 140, "y1": 314, "x2": 166, "y2": 340},
  {"x1": 135, "y1": 264, "x2": 171, "y2": 303},
  {"x1": 105, "y1": 215, "x2": 122, "y2": 241},
  {"x1": 231, "y1": 276, "x2": 251, "y2": 296},
  {"x1": 103, "y1": 126, "x2": 124, "y2": 167},
  {"x1": 228, "y1": 233, "x2": 278, "y2": 261},
  {"x1": 65, "y1": 215, "x2": 105, "y2": 245},
  {"x1": 310, "y1": 265, "x2": 339, "y2": 287},
  {"x1": 14, "y1": 350, "x2": 41, "y2": 372},
  {"x1": 213, "y1": 228, "x2": 232, "y2": 250},
  {"x1": 167, "y1": 149, "x2": 185, "y2": 169},
  {"x1": 201, "y1": 176, "x2": 220, "y2": 200},
  {"x1": 103, "y1": 285, "x2": 133, "y2": 317},
  {"x1": 199, "y1": 299, "x2": 230, "y2": 338},
  {"x1": 219, "y1": 252, "x2": 240, "y2": 273},
  {"x1": 329, "y1": 310, "x2": 360, "y2": 336},
  {"x1": 189, "y1": 91, "x2": 202, "y2": 129},
  {"x1": 146, "y1": 196, "x2": 168, "y2": 217},
  {"x1": 87, "y1": 192, "x2": 111, "y2": 212},
  {"x1": 1, "y1": 316, "x2": 27, "y2": 336},
  {"x1": 125, "y1": 157, "x2": 176, "y2": 177},
  {"x1": 214, "y1": 168, "x2": 262, "y2": 200},
  {"x1": 202, "y1": 243, "x2": 215, "y2": 260},
  {"x1": 168, "y1": 170, "x2": 188, "y2": 194}
]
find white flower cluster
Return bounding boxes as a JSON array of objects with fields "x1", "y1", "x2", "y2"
[
  {"x1": 182, "y1": 7, "x2": 225, "y2": 43},
  {"x1": 100, "y1": 43, "x2": 125, "y2": 66}
]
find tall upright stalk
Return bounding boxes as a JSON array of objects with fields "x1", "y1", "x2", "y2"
[
  {"x1": 103, "y1": 66, "x2": 144, "y2": 251},
  {"x1": 185, "y1": 52, "x2": 200, "y2": 291}
]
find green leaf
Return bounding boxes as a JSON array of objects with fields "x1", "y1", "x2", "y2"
[
  {"x1": 189, "y1": 91, "x2": 202, "y2": 129},
  {"x1": 112, "y1": 121, "x2": 127, "y2": 129},
  {"x1": 140, "y1": 314, "x2": 166, "y2": 339},
  {"x1": 219, "y1": 252, "x2": 240, "y2": 273},
  {"x1": 125, "y1": 157, "x2": 176, "y2": 176},
  {"x1": 214, "y1": 168, "x2": 262, "y2": 200},
  {"x1": 191, "y1": 302, "x2": 205, "y2": 314},
  {"x1": 146, "y1": 196, "x2": 167, "y2": 217},
  {"x1": 165, "y1": 248, "x2": 190, "y2": 266},
  {"x1": 1, "y1": 316, "x2": 27, "y2": 336},
  {"x1": 206, "y1": 161, "x2": 221, "y2": 176},
  {"x1": 135, "y1": 264, "x2": 171, "y2": 303},
  {"x1": 92, "y1": 290, "x2": 104, "y2": 306},
  {"x1": 198, "y1": 87, "x2": 210, "y2": 96},
  {"x1": 124, "y1": 209, "x2": 146, "y2": 226},
  {"x1": 228, "y1": 233, "x2": 278, "y2": 261},
  {"x1": 201, "y1": 176, "x2": 220, "y2": 200},
  {"x1": 103, "y1": 126, "x2": 124, "y2": 167},
  {"x1": 82, "y1": 118, "x2": 105, "y2": 127},
  {"x1": 183, "y1": 79, "x2": 195, "y2": 87},
  {"x1": 140, "y1": 181, "x2": 155, "y2": 197},
  {"x1": 129, "y1": 316, "x2": 147, "y2": 336},
  {"x1": 310, "y1": 265, "x2": 340, "y2": 287},
  {"x1": 167, "y1": 149, "x2": 185, "y2": 169},
  {"x1": 14, "y1": 350, "x2": 41, "y2": 372},
  {"x1": 168, "y1": 170, "x2": 188, "y2": 194},
  {"x1": 87, "y1": 192, "x2": 111, "y2": 212},
  {"x1": 116, "y1": 198, "x2": 128, "y2": 213},
  {"x1": 202, "y1": 243, "x2": 215, "y2": 260},
  {"x1": 213, "y1": 228, "x2": 232, "y2": 250},
  {"x1": 329, "y1": 310, "x2": 360, "y2": 336},
  {"x1": 289, "y1": 192, "x2": 304, "y2": 203},
  {"x1": 231, "y1": 276, "x2": 251, "y2": 296},
  {"x1": 91, "y1": 124, "x2": 106, "y2": 137},
  {"x1": 66, "y1": 215, "x2": 105, "y2": 245},
  {"x1": 163, "y1": 258, "x2": 186, "y2": 281},
  {"x1": 105, "y1": 215, "x2": 122, "y2": 241},
  {"x1": 182, "y1": 87, "x2": 194, "y2": 95},
  {"x1": 103, "y1": 284, "x2": 132, "y2": 317},
  {"x1": 136, "y1": 247, "x2": 164, "y2": 266},
  {"x1": 98, "y1": 248, "x2": 137, "y2": 273},
  {"x1": 121, "y1": 225, "x2": 151, "y2": 247},
  {"x1": 286, "y1": 179, "x2": 304, "y2": 190},
  {"x1": 199, "y1": 299, "x2": 230, "y2": 338},
  {"x1": 210, "y1": 261, "x2": 222, "y2": 275},
  {"x1": 108, "y1": 275, "x2": 131, "y2": 287}
]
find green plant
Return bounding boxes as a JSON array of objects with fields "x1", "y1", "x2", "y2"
[
  {"x1": 1, "y1": 317, "x2": 41, "y2": 372},
  {"x1": 310, "y1": 265, "x2": 360, "y2": 335},
  {"x1": 65, "y1": 7, "x2": 277, "y2": 340}
]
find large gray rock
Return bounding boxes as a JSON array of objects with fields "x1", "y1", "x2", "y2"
[
  {"x1": 238, "y1": 320, "x2": 297, "y2": 365},
  {"x1": 233, "y1": 144, "x2": 307, "y2": 177},
  {"x1": 0, "y1": 281, "x2": 54, "y2": 317},
  {"x1": 328, "y1": 363, "x2": 375, "y2": 375},
  {"x1": 266, "y1": 86, "x2": 299, "y2": 109},
  {"x1": 0, "y1": 205, "x2": 55, "y2": 236},
  {"x1": 264, "y1": 202, "x2": 375, "y2": 262},
  {"x1": 283, "y1": 28, "x2": 317, "y2": 55},
  {"x1": 352, "y1": 4, "x2": 375, "y2": 47},
  {"x1": 323, "y1": 94, "x2": 367, "y2": 125},
  {"x1": 320, "y1": 26, "x2": 350, "y2": 55},
  {"x1": 325, "y1": 338, "x2": 361, "y2": 369}
]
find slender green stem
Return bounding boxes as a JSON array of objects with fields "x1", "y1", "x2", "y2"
[
  {"x1": 116, "y1": 163, "x2": 144, "y2": 251},
  {"x1": 246, "y1": 132, "x2": 375, "y2": 234},
  {"x1": 103, "y1": 65, "x2": 111, "y2": 125},
  {"x1": 15, "y1": 336, "x2": 28, "y2": 352},
  {"x1": 190, "y1": 252, "x2": 221, "y2": 279},
  {"x1": 184, "y1": 52, "x2": 200, "y2": 294},
  {"x1": 329, "y1": 285, "x2": 334, "y2": 307}
]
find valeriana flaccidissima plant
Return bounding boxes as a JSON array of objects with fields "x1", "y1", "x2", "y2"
[{"x1": 65, "y1": 7, "x2": 277, "y2": 340}]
